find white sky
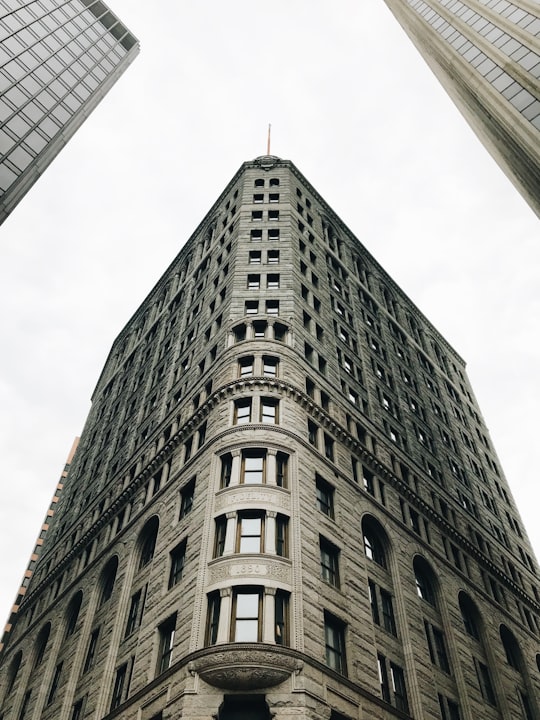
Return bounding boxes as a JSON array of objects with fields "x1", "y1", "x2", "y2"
[{"x1": 0, "y1": 0, "x2": 539, "y2": 629}]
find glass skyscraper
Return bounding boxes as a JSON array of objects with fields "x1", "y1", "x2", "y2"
[
  {"x1": 384, "y1": 0, "x2": 540, "y2": 217},
  {"x1": 0, "y1": 0, "x2": 138, "y2": 225}
]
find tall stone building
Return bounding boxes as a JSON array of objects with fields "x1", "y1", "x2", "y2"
[
  {"x1": 1, "y1": 156, "x2": 539, "y2": 720},
  {"x1": 383, "y1": 0, "x2": 540, "y2": 217},
  {"x1": 0, "y1": 0, "x2": 138, "y2": 225}
]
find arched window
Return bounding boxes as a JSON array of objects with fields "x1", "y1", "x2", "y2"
[
  {"x1": 413, "y1": 556, "x2": 437, "y2": 606},
  {"x1": 65, "y1": 590, "x2": 83, "y2": 637},
  {"x1": 362, "y1": 517, "x2": 388, "y2": 568},
  {"x1": 5, "y1": 650, "x2": 22, "y2": 695},
  {"x1": 99, "y1": 556, "x2": 119, "y2": 606},
  {"x1": 500, "y1": 625, "x2": 522, "y2": 670},
  {"x1": 33, "y1": 622, "x2": 51, "y2": 668},
  {"x1": 138, "y1": 516, "x2": 159, "y2": 570},
  {"x1": 459, "y1": 592, "x2": 481, "y2": 640}
]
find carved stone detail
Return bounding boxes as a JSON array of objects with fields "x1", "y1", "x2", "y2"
[
  {"x1": 189, "y1": 646, "x2": 303, "y2": 689},
  {"x1": 215, "y1": 487, "x2": 290, "y2": 512},
  {"x1": 208, "y1": 557, "x2": 292, "y2": 584}
]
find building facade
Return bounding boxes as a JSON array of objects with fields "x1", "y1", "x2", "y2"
[
  {"x1": 0, "y1": 0, "x2": 138, "y2": 225},
  {"x1": 384, "y1": 0, "x2": 540, "y2": 217},
  {"x1": 0, "y1": 156, "x2": 539, "y2": 720}
]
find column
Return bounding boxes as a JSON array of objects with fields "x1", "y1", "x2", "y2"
[
  {"x1": 266, "y1": 511, "x2": 277, "y2": 555},
  {"x1": 266, "y1": 449, "x2": 277, "y2": 485},
  {"x1": 224, "y1": 512, "x2": 237, "y2": 556},
  {"x1": 263, "y1": 588, "x2": 276, "y2": 644},
  {"x1": 230, "y1": 450, "x2": 241, "y2": 486},
  {"x1": 217, "y1": 588, "x2": 232, "y2": 644}
]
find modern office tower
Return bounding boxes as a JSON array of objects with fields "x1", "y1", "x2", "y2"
[
  {"x1": 1, "y1": 156, "x2": 539, "y2": 720},
  {"x1": 0, "y1": 0, "x2": 138, "y2": 225},
  {"x1": 383, "y1": 0, "x2": 540, "y2": 217}
]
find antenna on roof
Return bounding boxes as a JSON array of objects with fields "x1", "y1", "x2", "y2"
[{"x1": 267, "y1": 123, "x2": 271, "y2": 155}]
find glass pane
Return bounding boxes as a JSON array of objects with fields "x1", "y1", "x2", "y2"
[{"x1": 235, "y1": 619, "x2": 258, "y2": 641}]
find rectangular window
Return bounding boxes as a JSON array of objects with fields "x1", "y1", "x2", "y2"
[
  {"x1": 253, "y1": 193, "x2": 264, "y2": 203},
  {"x1": 268, "y1": 210, "x2": 279, "y2": 220},
  {"x1": 276, "y1": 451, "x2": 288, "y2": 487},
  {"x1": 377, "y1": 654, "x2": 390, "y2": 702},
  {"x1": 206, "y1": 593, "x2": 221, "y2": 646},
  {"x1": 266, "y1": 300, "x2": 279, "y2": 315},
  {"x1": 268, "y1": 228, "x2": 280, "y2": 240},
  {"x1": 247, "y1": 274, "x2": 260, "y2": 289},
  {"x1": 250, "y1": 228, "x2": 262, "y2": 241},
  {"x1": 234, "y1": 398, "x2": 252, "y2": 424},
  {"x1": 179, "y1": 478, "x2": 195, "y2": 518},
  {"x1": 238, "y1": 356, "x2": 254, "y2": 377},
  {"x1": 242, "y1": 450, "x2": 265, "y2": 484},
  {"x1": 475, "y1": 659, "x2": 496, "y2": 705},
  {"x1": 260, "y1": 397, "x2": 279, "y2": 424},
  {"x1": 275, "y1": 590, "x2": 289, "y2": 645},
  {"x1": 267, "y1": 249, "x2": 279, "y2": 264},
  {"x1": 83, "y1": 629, "x2": 99, "y2": 673},
  {"x1": 237, "y1": 513, "x2": 264, "y2": 553},
  {"x1": 324, "y1": 613, "x2": 347, "y2": 674},
  {"x1": 251, "y1": 210, "x2": 263, "y2": 221},
  {"x1": 276, "y1": 515, "x2": 288, "y2": 556},
  {"x1": 320, "y1": 537, "x2": 340, "y2": 587},
  {"x1": 125, "y1": 589, "x2": 144, "y2": 637},
  {"x1": 168, "y1": 540, "x2": 186, "y2": 589},
  {"x1": 390, "y1": 663, "x2": 409, "y2": 713},
  {"x1": 157, "y1": 614, "x2": 176, "y2": 675},
  {"x1": 71, "y1": 699, "x2": 84, "y2": 720},
  {"x1": 220, "y1": 453, "x2": 232, "y2": 488},
  {"x1": 269, "y1": 193, "x2": 279, "y2": 203},
  {"x1": 249, "y1": 250, "x2": 261, "y2": 264},
  {"x1": 316, "y1": 475, "x2": 334, "y2": 518},
  {"x1": 263, "y1": 356, "x2": 278, "y2": 377},
  {"x1": 214, "y1": 516, "x2": 227, "y2": 557},
  {"x1": 267, "y1": 274, "x2": 280, "y2": 289},
  {"x1": 433, "y1": 627, "x2": 451, "y2": 673},
  {"x1": 110, "y1": 663, "x2": 127, "y2": 711},
  {"x1": 47, "y1": 662, "x2": 63, "y2": 705},
  {"x1": 245, "y1": 300, "x2": 259, "y2": 315},
  {"x1": 380, "y1": 589, "x2": 397, "y2": 635},
  {"x1": 232, "y1": 589, "x2": 262, "y2": 642},
  {"x1": 324, "y1": 433, "x2": 334, "y2": 461}
]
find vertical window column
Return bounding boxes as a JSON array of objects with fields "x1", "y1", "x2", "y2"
[
  {"x1": 267, "y1": 319, "x2": 275, "y2": 340},
  {"x1": 265, "y1": 511, "x2": 277, "y2": 554},
  {"x1": 217, "y1": 588, "x2": 232, "y2": 643},
  {"x1": 263, "y1": 588, "x2": 276, "y2": 643},
  {"x1": 230, "y1": 450, "x2": 242, "y2": 486},
  {"x1": 224, "y1": 512, "x2": 237, "y2": 555},
  {"x1": 266, "y1": 450, "x2": 277, "y2": 486},
  {"x1": 245, "y1": 320, "x2": 254, "y2": 339}
]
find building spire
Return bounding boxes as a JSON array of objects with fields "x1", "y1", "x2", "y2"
[{"x1": 267, "y1": 123, "x2": 271, "y2": 155}]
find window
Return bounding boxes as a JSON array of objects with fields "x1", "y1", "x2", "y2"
[
  {"x1": 250, "y1": 228, "x2": 262, "y2": 241},
  {"x1": 266, "y1": 300, "x2": 279, "y2": 315},
  {"x1": 245, "y1": 300, "x2": 259, "y2": 315},
  {"x1": 83, "y1": 629, "x2": 99, "y2": 673},
  {"x1": 276, "y1": 515, "x2": 288, "y2": 556},
  {"x1": 263, "y1": 356, "x2": 278, "y2": 377},
  {"x1": 232, "y1": 588, "x2": 262, "y2": 641},
  {"x1": 439, "y1": 695, "x2": 461, "y2": 720},
  {"x1": 369, "y1": 581, "x2": 396, "y2": 635},
  {"x1": 238, "y1": 356, "x2": 254, "y2": 377},
  {"x1": 254, "y1": 178, "x2": 264, "y2": 187},
  {"x1": 269, "y1": 177, "x2": 279, "y2": 186},
  {"x1": 125, "y1": 589, "x2": 144, "y2": 637},
  {"x1": 253, "y1": 193, "x2": 264, "y2": 203},
  {"x1": 206, "y1": 593, "x2": 221, "y2": 645},
  {"x1": 139, "y1": 518, "x2": 159, "y2": 568},
  {"x1": 100, "y1": 557, "x2": 118, "y2": 605},
  {"x1": 316, "y1": 475, "x2": 334, "y2": 518},
  {"x1": 237, "y1": 513, "x2": 264, "y2": 553},
  {"x1": 324, "y1": 613, "x2": 347, "y2": 674},
  {"x1": 267, "y1": 249, "x2": 279, "y2": 264},
  {"x1": 269, "y1": 193, "x2": 279, "y2": 203},
  {"x1": 414, "y1": 558, "x2": 436, "y2": 606},
  {"x1": 253, "y1": 320, "x2": 267, "y2": 338},
  {"x1": 320, "y1": 537, "x2": 340, "y2": 587},
  {"x1": 242, "y1": 450, "x2": 265, "y2": 483},
  {"x1": 214, "y1": 516, "x2": 227, "y2": 557},
  {"x1": 390, "y1": 663, "x2": 409, "y2": 713},
  {"x1": 5, "y1": 651, "x2": 21, "y2": 695},
  {"x1": 249, "y1": 250, "x2": 261, "y2": 264},
  {"x1": 247, "y1": 274, "x2": 260, "y2": 290},
  {"x1": 267, "y1": 274, "x2": 280, "y2": 289},
  {"x1": 363, "y1": 529, "x2": 386, "y2": 568},
  {"x1": 251, "y1": 210, "x2": 263, "y2": 221},
  {"x1": 157, "y1": 614, "x2": 176, "y2": 675},
  {"x1": 168, "y1": 540, "x2": 186, "y2": 589},
  {"x1": 47, "y1": 662, "x2": 63, "y2": 705},
  {"x1": 33, "y1": 623, "x2": 50, "y2": 668},
  {"x1": 180, "y1": 479, "x2": 195, "y2": 518},
  {"x1": 378, "y1": 654, "x2": 390, "y2": 702},
  {"x1": 19, "y1": 691, "x2": 31, "y2": 720},
  {"x1": 220, "y1": 453, "x2": 232, "y2": 488},
  {"x1": 276, "y1": 452, "x2": 288, "y2": 487},
  {"x1": 65, "y1": 591, "x2": 83, "y2": 637},
  {"x1": 71, "y1": 699, "x2": 84, "y2": 720},
  {"x1": 234, "y1": 398, "x2": 252, "y2": 424},
  {"x1": 275, "y1": 590, "x2": 289, "y2": 645},
  {"x1": 475, "y1": 659, "x2": 496, "y2": 705},
  {"x1": 110, "y1": 663, "x2": 127, "y2": 711},
  {"x1": 425, "y1": 621, "x2": 450, "y2": 673},
  {"x1": 260, "y1": 397, "x2": 279, "y2": 423},
  {"x1": 268, "y1": 210, "x2": 279, "y2": 220},
  {"x1": 268, "y1": 228, "x2": 280, "y2": 240},
  {"x1": 323, "y1": 433, "x2": 334, "y2": 461}
]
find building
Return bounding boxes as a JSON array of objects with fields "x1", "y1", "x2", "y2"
[
  {"x1": 1, "y1": 155, "x2": 539, "y2": 720},
  {"x1": 0, "y1": 0, "x2": 138, "y2": 226},
  {"x1": 383, "y1": 0, "x2": 540, "y2": 218}
]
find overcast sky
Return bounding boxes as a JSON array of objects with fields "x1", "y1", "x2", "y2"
[{"x1": 0, "y1": 1, "x2": 539, "y2": 629}]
